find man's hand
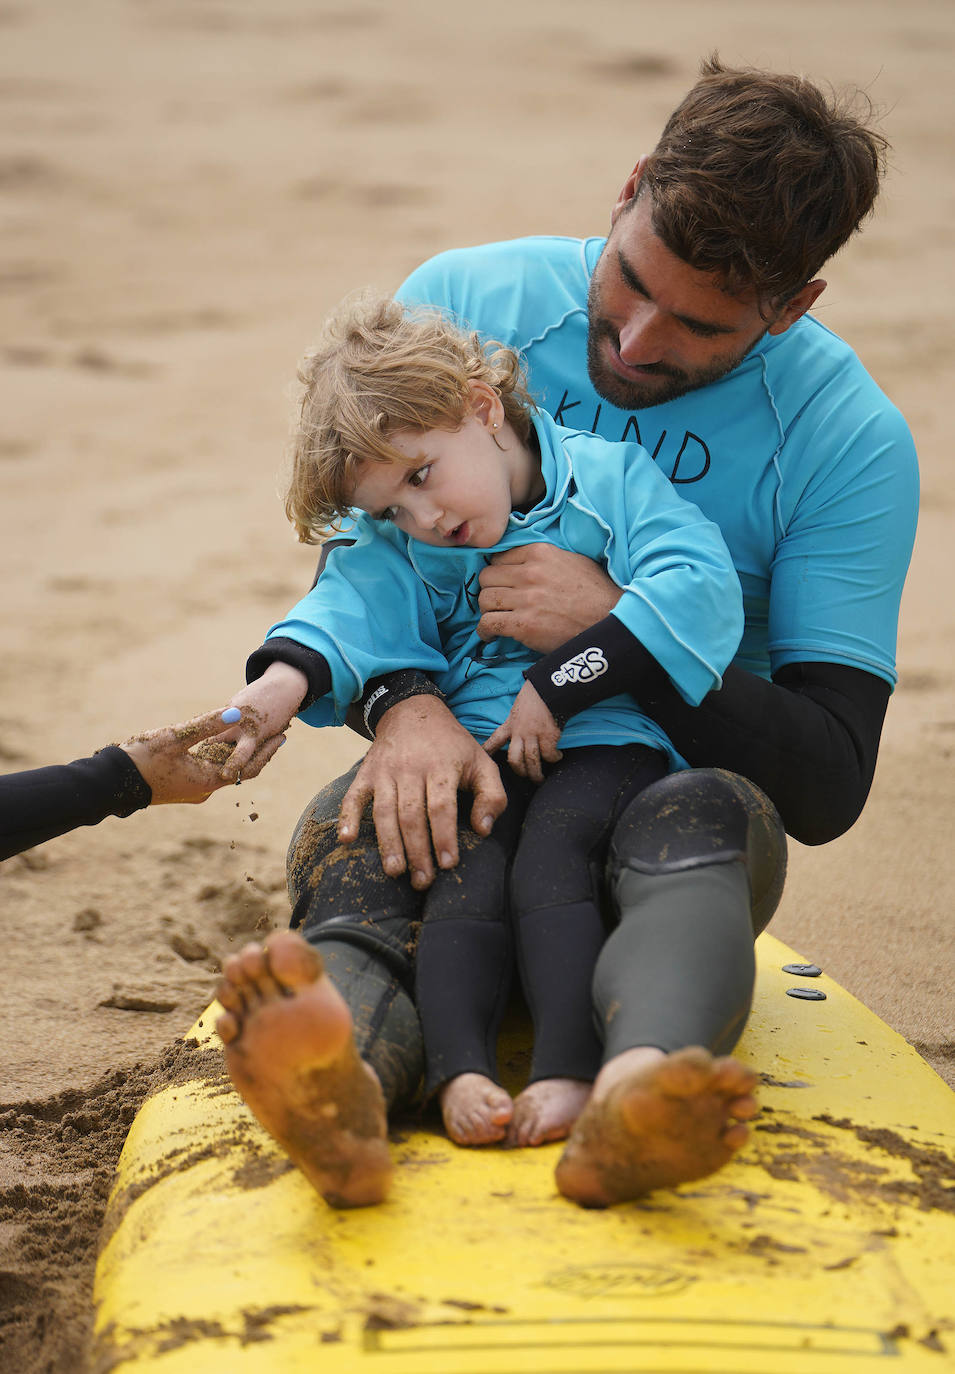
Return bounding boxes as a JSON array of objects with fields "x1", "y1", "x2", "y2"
[
  {"x1": 477, "y1": 544, "x2": 619, "y2": 652},
  {"x1": 121, "y1": 707, "x2": 285, "y2": 805},
  {"x1": 337, "y1": 696, "x2": 508, "y2": 890},
  {"x1": 483, "y1": 681, "x2": 562, "y2": 783}
]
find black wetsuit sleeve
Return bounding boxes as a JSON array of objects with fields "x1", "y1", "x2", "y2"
[
  {"x1": 638, "y1": 658, "x2": 890, "y2": 847},
  {"x1": 524, "y1": 615, "x2": 646, "y2": 726},
  {"x1": 522, "y1": 613, "x2": 888, "y2": 845},
  {"x1": 245, "y1": 637, "x2": 333, "y2": 709},
  {"x1": 0, "y1": 746, "x2": 151, "y2": 862}
]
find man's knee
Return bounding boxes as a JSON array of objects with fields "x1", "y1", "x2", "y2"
[
  {"x1": 285, "y1": 760, "x2": 424, "y2": 957},
  {"x1": 313, "y1": 939, "x2": 424, "y2": 1108},
  {"x1": 607, "y1": 768, "x2": 787, "y2": 931},
  {"x1": 286, "y1": 761, "x2": 363, "y2": 904}
]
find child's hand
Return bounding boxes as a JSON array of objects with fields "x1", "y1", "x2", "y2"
[
  {"x1": 218, "y1": 662, "x2": 309, "y2": 782},
  {"x1": 482, "y1": 681, "x2": 562, "y2": 783}
]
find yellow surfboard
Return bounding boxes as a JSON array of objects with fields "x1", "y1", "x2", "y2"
[{"x1": 93, "y1": 934, "x2": 955, "y2": 1373}]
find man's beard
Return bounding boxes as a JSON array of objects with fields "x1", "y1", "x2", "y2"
[{"x1": 585, "y1": 277, "x2": 762, "y2": 411}]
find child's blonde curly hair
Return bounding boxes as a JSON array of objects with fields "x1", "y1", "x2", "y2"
[{"x1": 285, "y1": 293, "x2": 537, "y2": 544}]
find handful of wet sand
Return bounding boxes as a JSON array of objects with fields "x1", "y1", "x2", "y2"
[{"x1": 190, "y1": 739, "x2": 237, "y2": 765}]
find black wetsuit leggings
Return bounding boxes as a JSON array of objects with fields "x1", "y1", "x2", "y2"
[
  {"x1": 286, "y1": 762, "x2": 787, "y2": 1110},
  {"x1": 415, "y1": 744, "x2": 668, "y2": 1096}
]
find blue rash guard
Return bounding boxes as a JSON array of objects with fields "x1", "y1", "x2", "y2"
[
  {"x1": 263, "y1": 409, "x2": 743, "y2": 769},
  {"x1": 396, "y1": 236, "x2": 919, "y2": 689}
]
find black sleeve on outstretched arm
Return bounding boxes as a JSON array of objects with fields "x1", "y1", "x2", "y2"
[
  {"x1": 639, "y1": 658, "x2": 891, "y2": 846},
  {"x1": 0, "y1": 746, "x2": 151, "y2": 862},
  {"x1": 245, "y1": 637, "x2": 333, "y2": 708}
]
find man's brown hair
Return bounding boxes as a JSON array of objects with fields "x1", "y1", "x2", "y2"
[{"x1": 638, "y1": 56, "x2": 889, "y2": 311}]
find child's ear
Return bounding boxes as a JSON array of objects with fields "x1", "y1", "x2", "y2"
[{"x1": 468, "y1": 379, "x2": 504, "y2": 431}]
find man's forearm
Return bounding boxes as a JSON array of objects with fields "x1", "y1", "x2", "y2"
[
  {"x1": 639, "y1": 659, "x2": 891, "y2": 845},
  {"x1": 523, "y1": 617, "x2": 889, "y2": 841}
]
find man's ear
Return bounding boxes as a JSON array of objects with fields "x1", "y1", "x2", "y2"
[
  {"x1": 610, "y1": 155, "x2": 650, "y2": 227},
  {"x1": 468, "y1": 379, "x2": 505, "y2": 429},
  {"x1": 768, "y1": 279, "x2": 827, "y2": 335}
]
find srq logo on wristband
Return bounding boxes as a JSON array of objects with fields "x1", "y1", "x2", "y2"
[{"x1": 550, "y1": 648, "x2": 609, "y2": 688}]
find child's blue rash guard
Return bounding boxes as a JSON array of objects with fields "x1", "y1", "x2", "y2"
[
  {"x1": 396, "y1": 236, "x2": 919, "y2": 688},
  {"x1": 265, "y1": 409, "x2": 743, "y2": 770}
]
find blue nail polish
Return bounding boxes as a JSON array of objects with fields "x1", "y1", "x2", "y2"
[{"x1": 221, "y1": 707, "x2": 241, "y2": 724}]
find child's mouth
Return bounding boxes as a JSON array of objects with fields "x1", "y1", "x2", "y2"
[{"x1": 448, "y1": 522, "x2": 470, "y2": 544}]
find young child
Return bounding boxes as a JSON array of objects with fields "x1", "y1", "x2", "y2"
[{"x1": 221, "y1": 293, "x2": 743, "y2": 1149}]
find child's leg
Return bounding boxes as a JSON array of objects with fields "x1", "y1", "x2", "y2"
[
  {"x1": 416, "y1": 771, "x2": 533, "y2": 1145},
  {"x1": 509, "y1": 744, "x2": 668, "y2": 1145}
]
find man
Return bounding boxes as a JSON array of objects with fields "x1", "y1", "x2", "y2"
[{"x1": 216, "y1": 58, "x2": 918, "y2": 1209}]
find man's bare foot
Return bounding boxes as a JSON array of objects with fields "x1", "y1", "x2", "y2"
[
  {"x1": 508, "y1": 1078, "x2": 592, "y2": 1147},
  {"x1": 439, "y1": 1073, "x2": 513, "y2": 1146},
  {"x1": 216, "y1": 930, "x2": 392, "y2": 1208},
  {"x1": 555, "y1": 1046, "x2": 758, "y2": 1207}
]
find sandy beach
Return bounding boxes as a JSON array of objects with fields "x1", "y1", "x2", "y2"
[{"x1": 1, "y1": 1, "x2": 953, "y2": 1368}]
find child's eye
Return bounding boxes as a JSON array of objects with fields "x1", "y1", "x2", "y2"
[{"x1": 408, "y1": 464, "x2": 431, "y2": 488}]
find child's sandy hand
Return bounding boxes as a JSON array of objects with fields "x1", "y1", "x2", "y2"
[
  {"x1": 218, "y1": 662, "x2": 308, "y2": 781},
  {"x1": 483, "y1": 681, "x2": 562, "y2": 783}
]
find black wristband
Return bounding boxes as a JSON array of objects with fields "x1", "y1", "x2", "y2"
[
  {"x1": 524, "y1": 614, "x2": 657, "y2": 727},
  {"x1": 245, "y1": 638, "x2": 333, "y2": 710},
  {"x1": 360, "y1": 670, "x2": 445, "y2": 736}
]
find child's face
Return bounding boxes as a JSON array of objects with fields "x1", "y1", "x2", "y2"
[{"x1": 350, "y1": 412, "x2": 523, "y2": 549}]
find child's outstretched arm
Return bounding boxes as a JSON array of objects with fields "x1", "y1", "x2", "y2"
[
  {"x1": 482, "y1": 680, "x2": 562, "y2": 783},
  {"x1": 217, "y1": 661, "x2": 309, "y2": 783}
]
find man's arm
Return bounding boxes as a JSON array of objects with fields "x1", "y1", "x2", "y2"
[
  {"x1": 638, "y1": 657, "x2": 890, "y2": 845},
  {"x1": 474, "y1": 543, "x2": 890, "y2": 844}
]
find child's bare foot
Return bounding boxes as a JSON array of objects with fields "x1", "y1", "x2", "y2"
[
  {"x1": 508, "y1": 1078, "x2": 592, "y2": 1147},
  {"x1": 439, "y1": 1073, "x2": 513, "y2": 1146},
  {"x1": 216, "y1": 930, "x2": 392, "y2": 1208},
  {"x1": 555, "y1": 1046, "x2": 758, "y2": 1207}
]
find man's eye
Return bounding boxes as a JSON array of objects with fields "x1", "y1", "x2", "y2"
[{"x1": 408, "y1": 464, "x2": 431, "y2": 488}]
